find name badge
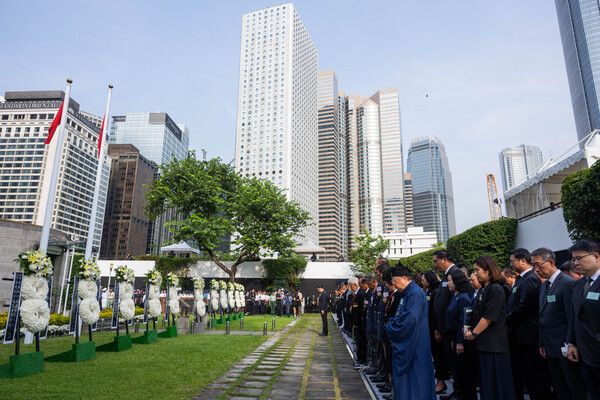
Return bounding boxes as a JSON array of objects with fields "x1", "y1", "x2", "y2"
[
  {"x1": 479, "y1": 294, "x2": 482, "y2": 301},
  {"x1": 426, "y1": 296, "x2": 430, "y2": 301},
  {"x1": 586, "y1": 292, "x2": 600, "y2": 301},
  {"x1": 512, "y1": 287, "x2": 517, "y2": 293},
  {"x1": 364, "y1": 300, "x2": 368, "y2": 305},
  {"x1": 377, "y1": 286, "x2": 382, "y2": 292},
  {"x1": 400, "y1": 298, "x2": 404, "y2": 306},
  {"x1": 442, "y1": 282, "x2": 448, "y2": 288},
  {"x1": 383, "y1": 292, "x2": 389, "y2": 298},
  {"x1": 547, "y1": 295, "x2": 556, "y2": 303}
]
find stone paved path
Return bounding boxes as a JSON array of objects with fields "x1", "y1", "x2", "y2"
[{"x1": 193, "y1": 314, "x2": 372, "y2": 400}]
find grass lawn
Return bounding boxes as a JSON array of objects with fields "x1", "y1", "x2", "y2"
[
  {"x1": 0, "y1": 329, "x2": 267, "y2": 400},
  {"x1": 211, "y1": 314, "x2": 296, "y2": 332}
]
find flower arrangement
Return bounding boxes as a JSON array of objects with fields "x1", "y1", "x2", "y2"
[
  {"x1": 192, "y1": 275, "x2": 205, "y2": 290},
  {"x1": 145, "y1": 269, "x2": 162, "y2": 286},
  {"x1": 148, "y1": 299, "x2": 162, "y2": 318},
  {"x1": 169, "y1": 299, "x2": 180, "y2": 315},
  {"x1": 148, "y1": 284, "x2": 160, "y2": 300},
  {"x1": 119, "y1": 298, "x2": 135, "y2": 320},
  {"x1": 20, "y1": 299, "x2": 50, "y2": 333},
  {"x1": 78, "y1": 280, "x2": 98, "y2": 300},
  {"x1": 121, "y1": 282, "x2": 134, "y2": 299},
  {"x1": 227, "y1": 282, "x2": 235, "y2": 292},
  {"x1": 79, "y1": 298, "x2": 100, "y2": 325},
  {"x1": 236, "y1": 283, "x2": 244, "y2": 292},
  {"x1": 197, "y1": 300, "x2": 206, "y2": 318},
  {"x1": 219, "y1": 280, "x2": 227, "y2": 291},
  {"x1": 15, "y1": 249, "x2": 53, "y2": 278},
  {"x1": 166, "y1": 272, "x2": 179, "y2": 287},
  {"x1": 210, "y1": 279, "x2": 219, "y2": 291},
  {"x1": 21, "y1": 276, "x2": 49, "y2": 300},
  {"x1": 77, "y1": 258, "x2": 100, "y2": 281},
  {"x1": 114, "y1": 265, "x2": 135, "y2": 284}
]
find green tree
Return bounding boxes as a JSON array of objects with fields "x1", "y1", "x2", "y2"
[
  {"x1": 262, "y1": 257, "x2": 308, "y2": 292},
  {"x1": 393, "y1": 243, "x2": 444, "y2": 273},
  {"x1": 561, "y1": 160, "x2": 600, "y2": 242},
  {"x1": 145, "y1": 151, "x2": 312, "y2": 282},
  {"x1": 349, "y1": 227, "x2": 390, "y2": 275}
]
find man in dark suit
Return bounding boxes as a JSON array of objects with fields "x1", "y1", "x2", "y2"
[
  {"x1": 350, "y1": 277, "x2": 367, "y2": 367},
  {"x1": 507, "y1": 248, "x2": 552, "y2": 400},
  {"x1": 567, "y1": 240, "x2": 600, "y2": 399},
  {"x1": 532, "y1": 247, "x2": 587, "y2": 400},
  {"x1": 432, "y1": 250, "x2": 459, "y2": 400},
  {"x1": 317, "y1": 284, "x2": 329, "y2": 336}
]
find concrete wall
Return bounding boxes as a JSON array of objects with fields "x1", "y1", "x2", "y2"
[
  {"x1": 0, "y1": 220, "x2": 69, "y2": 313},
  {"x1": 515, "y1": 208, "x2": 573, "y2": 253}
]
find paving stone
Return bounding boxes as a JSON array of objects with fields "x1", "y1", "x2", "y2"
[
  {"x1": 246, "y1": 375, "x2": 271, "y2": 381},
  {"x1": 268, "y1": 388, "x2": 300, "y2": 397},
  {"x1": 239, "y1": 380, "x2": 269, "y2": 388},
  {"x1": 208, "y1": 383, "x2": 234, "y2": 389},
  {"x1": 305, "y1": 389, "x2": 336, "y2": 398},
  {"x1": 232, "y1": 387, "x2": 264, "y2": 396}
]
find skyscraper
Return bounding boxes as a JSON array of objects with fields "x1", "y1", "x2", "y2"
[
  {"x1": 109, "y1": 112, "x2": 189, "y2": 254},
  {"x1": 555, "y1": 0, "x2": 600, "y2": 146},
  {"x1": 0, "y1": 91, "x2": 110, "y2": 250},
  {"x1": 234, "y1": 4, "x2": 319, "y2": 244},
  {"x1": 498, "y1": 144, "x2": 543, "y2": 193},
  {"x1": 406, "y1": 136, "x2": 456, "y2": 243},
  {"x1": 100, "y1": 144, "x2": 156, "y2": 259},
  {"x1": 345, "y1": 90, "x2": 406, "y2": 246}
]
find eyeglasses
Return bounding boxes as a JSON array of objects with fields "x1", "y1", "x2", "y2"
[
  {"x1": 572, "y1": 253, "x2": 595, "y2": 262},
  {"x1": 532, "y1": 260, "x2": 549, "y2": 269}
]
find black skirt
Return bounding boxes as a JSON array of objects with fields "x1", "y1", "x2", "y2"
[{"x1": 476, "y1": 351, "x2": 516, "y2": 400}]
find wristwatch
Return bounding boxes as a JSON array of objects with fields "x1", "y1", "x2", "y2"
[{"x1": 471, "y1": 332, "x2": 479, "y2": 338}]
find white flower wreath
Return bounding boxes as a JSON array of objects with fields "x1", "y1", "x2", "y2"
[
  {"x1": 229, "y1": 295, "x2": 236, "y2": 309},
  {"x1": 235, "y1": 297, "x2": 241, "y2": 309},
  {"x1": 78, "y1": 280, "x2": 98, "y2": 299},
  {"x1": 194, "y1": 289, "x2": 202, "y2": 300},
  {"x1": 119, "y1": 298, "x2": 135, "y2": 320},
  {"x1": 21, "y1": 275, "x2": 48, "y2": 300},
  {"x1": 169, "y1": 299, "x2": 180, "y2": 315},
  {"x1": 79, "y1": 298, "x2": 100, "y2": 325},
  {"x1": 20, "y1": 299, "x2": 50, "y2": 333},
  {"x1": 148, "y1": 284, "x2": 160, "y2": 300},
  {"x1": 241, "y1": 297, "x2": 246, "y2": 307},
  {"x1": 219, "y1": 290, "x2": 228, "y2": 309},
  {"x1": 148, "y1": 299, "x2": 162, "y2": 318},
  {"x1": 210, "y1": 290, "x2": 219, "y2": 311},
  {"x1": 120, "y1": 283, "x2": 134, "y2": 299},
  {"x1": 197, "y1": 301, "x2": 206, "y2": 317},
  {"x1": 168, "y1": 286, "x2": 178, "y2": 301}
]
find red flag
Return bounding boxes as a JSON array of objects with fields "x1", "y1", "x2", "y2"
[
  {"x1": 44, "y1": 101, "x2": 64, "y2": 145},
  {"x1": 97, "y1": 114, "x2": 106, "y2": 157}
]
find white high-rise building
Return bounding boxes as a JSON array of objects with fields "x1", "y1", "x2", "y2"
[
  {"x1": 234, "y1": 4, "x2": 318, "y2": 244},
  {"x1": 499, "y1": 144, "x2": 543, "y2": 193}
]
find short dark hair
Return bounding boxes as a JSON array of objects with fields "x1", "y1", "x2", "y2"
[
  {"x1": 381, "y1": 269, "x2": 393, "y2": 285},
  {"x1": 474, "y1": 255, "x2": 502, "y2": 283},
  {"x1": 559, "y1": 260, "x2": 576, "y2": 273},
  {"x1": 569, "y1": 240, "x2": 600, "y2": 254},
  {"x1": 448, "y1": 268, "x2": 469, "y2": 293},
  {"x1": 511, "y1": 248, "x2": 531, "y2": 264},
  {"x1": 376, "y1": 261, "x2": 391, "y2": 274},
  {"x1": 433, "y1": 249, "x2": 453, "y2": 262},
  {"x1": 367, "y1": 273, "x2": 379, "y2": 283},
  {"x1": 531, "y1": 247, "x2": 555, "y2": 262},
  {"x1": 422, "y1": 270, "x2": 440, "y2": 290},
  {"x1": 359, "y1": 277, "x2": 368, "y2": 285},
  {"x1": 316, "y1": 284, "x2": 323, "y2": 289},
  {"x1": 501, "y1": 267, "x2": 516, "y2": 277},
  {"x1": 391, "y1": 266, "x2": 413, "y2": 279},
  {"x1": 412, "y1": 273, "x2": 423, "y2": 288}
]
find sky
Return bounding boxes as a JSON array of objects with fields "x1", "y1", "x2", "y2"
[{"x1": 0, "y1": 1, "x2": 577, "y2": 234}]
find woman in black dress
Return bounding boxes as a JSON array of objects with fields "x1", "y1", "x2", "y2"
[
  {"x1": 422, "y1": 269, "x2": 450, "y2": 394},
  {"x1": 464, "y1": 255, "x2": 516, "y2": 400}
]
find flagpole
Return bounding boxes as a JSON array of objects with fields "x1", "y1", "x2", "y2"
[
  {"x1": 85, "y1": 84, "x2": 113, "y2": 259},
  {"x1": 40, "y1": 78, "x2": 72, "y2": 253}
]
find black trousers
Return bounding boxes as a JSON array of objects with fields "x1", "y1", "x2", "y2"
[
  {"x1": 581, "y1": 362, "x2": 600, "y2": 400},
  {"x1": 354, "y1": 327, "x2": 367, "y2": 364},
  {"x1": 442, "y1": 333, "x2": 462, "y2": 395},
  {"x1": 547, "y1": 355, "x2": 587, "y2": 400},
  {"x1": 431, "y1": 331, "x2": 450, "y2": 381},
  {"x1": 276, "y1": 300, "x2": 282, "y2": 316},
  {"x1": 455, "y1": 340, "x2": 477, "y2": 400},
  {"x1": 377, "y1": 338, "x2": 387, "y2": 378},
  {"x1": 320, "y1": 311, "x2": 328, "y2": 334},
  {"x1": 510, "y1": 343, "x2": 553, "y2": 400}
]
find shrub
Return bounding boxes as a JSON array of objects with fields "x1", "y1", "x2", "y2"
[
  {"x1": 446, "y1": 218, "x2": 518, "y2": 268},
  {"x1": 394, "y1": 248, "x2": 441, "y2": 273},
  {"x1": 262, "y1": 257, "x2": 307, "y2": 291},
  {"x1": 49, "y1": 313, "x2": 70, "y2": 326},
  {"x1": 561, "y1": 160, "x2": 600, "y2": 242}
]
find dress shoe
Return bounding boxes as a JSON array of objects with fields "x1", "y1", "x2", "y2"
[
  {"x1": 378, "y1": 386, "x2": 392, "y2": 393},
  {"x1": 382, "y1": 394, "x2": 394, "y2": 400},
  {"x1": 362, "y1": 367, "x2": 378, "y2": 375},
  {"x1": 436, "y1": 382, "x2": 448, "y2": 394},
  {"x1": 353, "y1": 363, "x2": 364, "y2": 369},
  {"x1": 376, "y1": 383, "x2": 390, "y2": 389},
  {"x1": 440, "y1": 392, "x2": 456, "y2": 400},
  {"x1": 370, "y1": 376, "x2": 386, "y2": 383}
]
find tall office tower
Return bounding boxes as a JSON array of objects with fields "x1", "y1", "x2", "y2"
[
  {"x1": 498, "y1": 144, "x2": 544, "y2": 193},
  {"x1": 234, "y1": 4, "x2": 319, "y2": 245},
  {"x1": 345, "y1": 90, "x2": 406, "y2": 248},
  {"x1": 406, "y1": 136, "x2": 456, "y2": 243},
  {"x1": 317, "y1": 70, "x2": 343, "y2": 261},
  {"x1": 337, "y1": 91, "x2": 348, "y2": 260},
  {"x1": 0, "y1": 91, "x2": 110, "y2": 250},
  {"x1": 555, "y1": 1, "x2": 600, "y2": 146},
  {"x1": 100, "y1": 144, "x2": 156, "y2": 259},
  {"x1": 403, "y1": 173, "x2": 415, "y2": 228},
  {"x1": 109, "y1": 112, "x2": 189, "y2": 254}
]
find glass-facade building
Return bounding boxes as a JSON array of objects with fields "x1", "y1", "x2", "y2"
[
  {"x1": 0, "y1": 91, "x2": 110, "y2": 251},
  {"x1": 406, "y1": 136, "x2": 456, "y2": 243},
  {"x1": 234, "y1": 3, "x2": 319, "y2": 245},
  {"x1": 109, "y1": 112, "x2": 189, "y2": 254},
  {"x1": 555, "y1": 0, "x2": 600, "y2": 146},
  {"x1": 499, "y1": 144, "x2": 543, "y2": 193}
]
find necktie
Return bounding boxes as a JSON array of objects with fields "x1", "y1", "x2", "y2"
[
  {"x1": 583, "y1": 277, "x2": 593, "y2": 298},
  {"x1": 543, "y1": 280, "x2": 551, "y2": 297}
]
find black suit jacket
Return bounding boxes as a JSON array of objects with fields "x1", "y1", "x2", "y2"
[
  {"x1": 433, "y1": 264, "x2": 457, "y2": 334},
  {"x1": 351, "y1": 288, "x2": 365, "y2": 327},
  {"x1": 567, "y1": 274, "x2": 600, "y2": 368},
  {"x1": 318, "y1": 290, "x2": 329, "y2": 312},
  {"x1": 538, "y1": 272, "x2": 575, "y2": 358},
  {"x1": 506, "y1": 268, "x2": 541, "y2": 346}
]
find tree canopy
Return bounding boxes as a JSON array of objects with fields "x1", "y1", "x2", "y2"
[
  {"x1": 145, "y1": 151, "x2": 312, "y2": 282},
  {"x1": 348, "y1": 227, "x2": 390, "y2": 275},
  {"x1": 561, "y1": 160, "x2": 600, "y2": 242}
]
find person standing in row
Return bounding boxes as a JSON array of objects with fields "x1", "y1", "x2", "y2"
[
  {"x1": 507, "y1": 248, "x2": 552, "y2": 400},
  {"x1": 317, "y1": 284, "x2": 329, "y2": 336},
  {"x1": 567, "y1": 240, "x2": 600, "y2": 399},
  {"x1": 350, "y1": 277, "x2": 367, "y2": 368},
  {"x1": 464, "y1": 255, "x2": 515, "y2": 399},
  {"x1": 385, "y1": 266, "x2": 436, "y2": 400},
  {"x1": 532, "y1": 247, "x2": 588, "y2": 400}
]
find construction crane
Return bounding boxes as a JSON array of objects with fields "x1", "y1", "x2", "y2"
[{"x1": 487, "y1": 174, "x2": 502, "y2": 221}]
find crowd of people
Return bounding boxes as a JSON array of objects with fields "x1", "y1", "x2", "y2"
[
  {"x1": 242, "y1": 289, "x2": 303, "y2": 317},
  {"x1": 329, "y1": 240, "x2": 600, "y2": 400}
]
